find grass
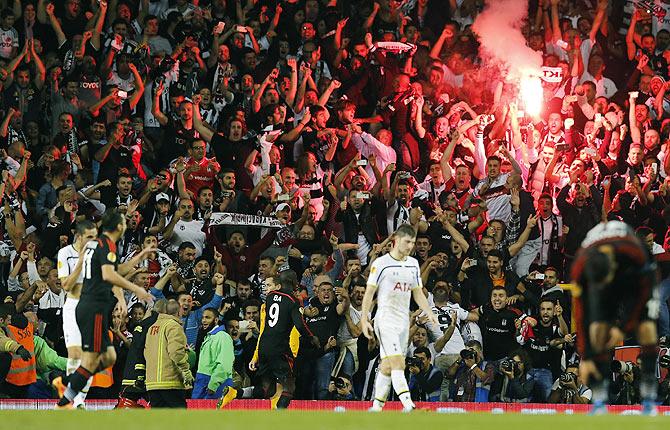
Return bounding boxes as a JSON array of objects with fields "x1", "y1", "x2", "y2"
[{"x1": 2, "y1": 410, "x2": 669, "y2": 430}]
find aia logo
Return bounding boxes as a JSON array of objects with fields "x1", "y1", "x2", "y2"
[{"x1": 393, "y1": 282, "x2": 411, "y2": 292}]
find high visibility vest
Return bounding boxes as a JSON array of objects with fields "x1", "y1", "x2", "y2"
[
  {"x1": 5, "y1": 323, "x2": 37, "y2": 386},
  {"x1": 91, "y1": 331, "x2": 114, "y2": 388}
]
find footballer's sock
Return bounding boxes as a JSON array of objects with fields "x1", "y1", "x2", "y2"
[
  {"x1": 391, "y1": 370, "x2": 414, "y2": 410},
  {"x1": 240, "y1": 386, "x2": 254, "y2": 399},
  {"x1": 639, "y1": 345, "x2": 658, "y2": 403},
  {"x1": 590, "y1": 359, "x2": 610, "y2": 404},
  {"x1": 58, "y1": 367, "x2": 93, "y2": 406},
  {"x1": 73, "y1": 376, "x2": 93, "y2": 407},
  {"x1": 372, "y1": 372, "x2": 392, "y2": 409},
  {"x1": 276, "y1": 391, "x2": 293, "y2": 409},
  {"x1": 66, "y1": 358, "x2": 80, "y2": 376}
]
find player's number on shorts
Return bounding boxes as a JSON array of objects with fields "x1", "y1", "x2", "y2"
[{"x1": 268, "y1": 303, "x2": 280, "y2": 327}]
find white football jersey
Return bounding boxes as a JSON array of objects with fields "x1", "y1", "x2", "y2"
[
  {"x1": 367, "y1": 253, "x2": 421, "y2": 328},
  {"x1": 57, "y1": 245, "x2": 83, "y2": 284},
  {"x1": 426, "y1": 302, "x2": 470, "y2": 355}
]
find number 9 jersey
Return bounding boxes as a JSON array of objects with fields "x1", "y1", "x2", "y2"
[{"x1": 257, "y1": 288, "x2": 314, "y2": 358}]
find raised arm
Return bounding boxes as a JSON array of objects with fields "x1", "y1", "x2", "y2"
[
  {"x1": 192, "y1": 96, "x2": 215, "y2": 142},
  {"x1": 629, "y1": 92, "x2": 641, "y2": 144},
  {"x1": 626, "y1": 10, "x2": 638, "y2": 61},
  {"x1": 151, "y1": 81, "x2": 169, "y2": 127},
  {"x1": 127, "y1": 64, "x2": 145, "y2": 110},
  {"x1": 45, "y1": 3, "x2": 66, "y2": 46}
]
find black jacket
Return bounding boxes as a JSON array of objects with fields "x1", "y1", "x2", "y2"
[{"x1": 336, "y1": 199, "x2": 382, "y2": 249}]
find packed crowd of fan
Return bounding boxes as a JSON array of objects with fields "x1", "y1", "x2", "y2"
[{"x1": 1, "y1": 0, "x2": 670, "y2": 406}]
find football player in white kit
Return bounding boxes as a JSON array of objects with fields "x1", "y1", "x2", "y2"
[
  {"x1": 361, "y1": 224, "x2": 439, "y2": 411},
  {"x1": 54, "y1": 221, "x2": 98, "y2": 408}
]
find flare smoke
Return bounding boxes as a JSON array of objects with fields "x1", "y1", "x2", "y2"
[{"x1": 472, "y1": 0, "x2": 543, "y2": 80}]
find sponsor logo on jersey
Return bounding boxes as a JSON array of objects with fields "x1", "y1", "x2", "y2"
[{"x1": 393, "y1": 282, "x2": 411, "y2": 292}]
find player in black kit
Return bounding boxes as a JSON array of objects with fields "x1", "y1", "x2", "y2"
[
  {"x1": 57, "y1": 209, "x2": 153, "y2": 409},
  {"x1": 218, "y1": 270, "x2": 320, "y2": 409},
  {"x1": 571, "y1": 221, "x2": 659, "y2": 414}
]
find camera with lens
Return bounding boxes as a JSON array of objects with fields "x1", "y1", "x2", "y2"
[
  {"x1": 500, "y1": 358, "x2": 518, "y2": 373},
  {"x1": 406, "y1": 356, "x2": 423, "y2": 369},
  {"x1": 559, "y1": 372, "x2": 576, "y2": 385},
  {"x1": 611, "y1": 360, "x2": 634, "y2": 374},
  {"x1": 460, "y1": 348, "x2": 476, "y2": 361},
  {"x1": 333, "y1": 377, "x2": 347, "y2": 389}
]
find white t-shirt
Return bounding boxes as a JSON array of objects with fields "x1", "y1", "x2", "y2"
[
  {"x1": 426, "y1": 301, "x2": 470, "y2": 355},
  {"x1": 169, "y1": 219, "x2": 206, "y2": 257},
  {"x1": 337, "y1": 305, "x2": 363, "y2": 342},
  {"x1": 368, "y1": 253, "x2": 422, "y2": 329},
  {"x1": 474, "y1": 172, "x2": 511, "y2": 222},
  {"x1": 57, "y1": 244, "x2": 82, "y2": 284},
  {"x1": 0, "y1": 27, "x2": 19, "y2": 59}
]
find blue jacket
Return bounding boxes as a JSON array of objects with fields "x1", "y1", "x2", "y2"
[{"x1": 150, "y1": 287, "x2": 223, "y2": 347}]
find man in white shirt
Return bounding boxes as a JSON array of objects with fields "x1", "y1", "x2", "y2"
[
  {"x1": 163, "y1": 198, "x2": 206, "y2": 256},
  {"x1": 56, "y1": 220, "x2": 98, "y2": 408},
  {"x1": 579, "y1": 55, "x2": 617, "y2": 99},
  {"x1": 350, "y1": 125, "x2": 396, "y2": 186},
  {"x1": 361, "y1": 224, "x2": 438, "y2": 412},
  {"x1": 473, "y1": 146, "x2": 522, "y2": 223}
]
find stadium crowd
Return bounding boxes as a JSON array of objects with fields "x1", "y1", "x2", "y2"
[{"x1": 0, "y1": 0, "x2": 669, "y2": 408}]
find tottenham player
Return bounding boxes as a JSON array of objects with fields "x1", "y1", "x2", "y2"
[
  {"x1": 361, "y1": 224, "x2": 439, "y2": 412},
  {"x1": 54, "y1": 220, "x2": 98, "y2": 408},
  {"x1": 572, "y1": 221, "x2": 659, "y2": 414},
  {"x1": 56, "y1": 210, "x2": 153, "y2": 409}
]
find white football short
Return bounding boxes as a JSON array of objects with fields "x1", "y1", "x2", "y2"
[
  {"x1": 62, "y1": 298, "x2": 82, "y2": 348},
  {"x1": 374, "y1": 321, "x2": 409, "y2": 359}
]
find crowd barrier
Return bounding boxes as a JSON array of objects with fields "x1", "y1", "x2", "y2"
[{"x1": 0, "y1": 399, "x2": 669, "y2": 414}]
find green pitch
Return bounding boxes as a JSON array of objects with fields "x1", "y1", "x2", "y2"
[{"x1": 2, "y1": 410, "x2": 668, "y2": 430}]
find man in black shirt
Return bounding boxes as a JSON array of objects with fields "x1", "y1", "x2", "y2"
[
  {"x1": 56, "y1": 209, "x2": 152, "y2": 409},
  {"x1": 298, "y1": 275, "x2": 349, "y2": 400},
  {"x1": 520, "y1": 299, "x2": 571, "y2": 402},
  {"x1": 474, "y1": 286, "x2": 527, "y2": 361},
  {"x1": 218, "y1": 270, "x2": 319, "y2": 409}
]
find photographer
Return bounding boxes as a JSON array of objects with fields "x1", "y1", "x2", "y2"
[
  {"x1": 609, "y1": 360, "x2": 640, "y2": 405},
  {"x1": 327, "y1": 373, "x2": 356, "y2": 400},
  {"x1": 489, "y1": 348, "x2": 534, "y2": 403},
  {"x1": 548, "y1": 362, "x2": 592, "y2": 404},
  {"x1": 407, "y1": 347, "x2": 443, "y2": 402},
  {"x1": 447, "y1": 340, "x2": 495, "y2": 402}
]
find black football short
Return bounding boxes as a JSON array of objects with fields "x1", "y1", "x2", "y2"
[
  {"x1": 76, "y1": 301, "x2": 112, "y2": 353},
  {"x1": 257, "y1": 353, "x2": 294, "y2": 384}
]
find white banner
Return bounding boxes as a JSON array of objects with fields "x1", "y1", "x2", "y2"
[
  {"x1": 373, "y1": 42, "x2": 416, "y2": 53},
  {"x1": 209, "y1": 212, "x2": 283, "y2": 228},
  {"x1": 540, "y1": 66, "x2": 563, "y2": 83}
]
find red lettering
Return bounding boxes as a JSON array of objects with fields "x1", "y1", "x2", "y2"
[{"x1": 393, "y1": 282, "x2": 410, "y2": 292}]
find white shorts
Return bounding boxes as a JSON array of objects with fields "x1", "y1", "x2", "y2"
[
  {"x1": 62, "y1": 298, "x2": 82, "y2": 348},
  {"x1": 374, "y1": 322, "x2": 409, "y2": 359}
]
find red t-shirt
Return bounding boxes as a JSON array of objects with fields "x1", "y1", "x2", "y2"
[{"x1": 185, "y1": 157, "x2": 220, "y2": 196}]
